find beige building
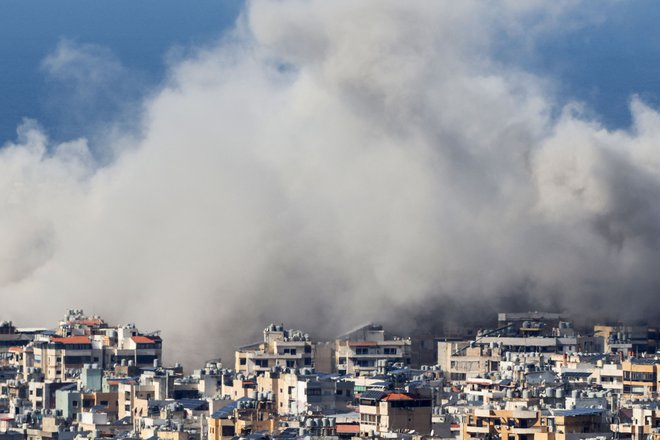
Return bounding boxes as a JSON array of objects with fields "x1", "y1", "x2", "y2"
[
  {"x1": 235, "y1": 324, "x2": 314, "y2": 375},
  {"x1": 28, "y1": 330, "x2": 162, "y2": 382},
  {"x1": 462, "y1": 407, "x2": 610, "y2": 440},
  {"x1": 590, "y1": 361, "x2": 623, "y2": 394},
  {"x1": 336, "y1": 339, "x2": 411, "y2": 376},
  {"x1": 358, "y1": 391, "x2": 431, "y2": 435},
  {"x1": 256, "y1": 370, "x2": 297, "y2": 414},
  {"x1": 622, "y1": 359, "x2": 659, "y2": 399},
  {"x1": 437, "y1": 341, "x2": 502, "y2": 383},
  {"x1": 208, "y1": 399, "x2": 278, "y2": 440},
  {"x1": 612, "y1": 406, "x2": 660, "y2": 440},
  {"x1": 334, "y1": 323, "x2": 411, "y2": 376},
  {"x1": 31, "y1": 336, "x2": 99, "y2": 381}
]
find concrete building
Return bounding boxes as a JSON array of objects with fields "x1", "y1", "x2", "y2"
[
  {"x1": 335, "y1": 324, "x2": 411, "y2": 376},
  {"x1": 612, "y1": 405, "x2": 660, "y2": 440},
  {"x1": 296, "y1": 374, "x2": 354, "y2": 415},
  {"x1": 596, "y1": 325, "x2": 660, "y2": 356},
  {"x1": 28, "y1": 313, "x2": 162, "y2": 381},
  {"x1": 358, "y1": 390, "x2": 432, "y2": 435},
  {"x1": 208, "y1": 397, "x2": 278, "y2": 440},
  {"x1": 437, "y1": 341, "x2": 502, "y2": 383},
  {"x1": 54, "y1": 386, "x2": 81, "y2": 419},
  {"x1": 462, "y1": 407, "x2": 610, "y2": 440},
  {"x1": 235, "y1": 324, "x2": 314, "y2": 375},
  {"x1": 622, "y1": 358, "x2": 659, "y2": 399}
]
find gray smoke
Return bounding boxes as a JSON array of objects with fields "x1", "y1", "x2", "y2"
[{"x1": 1, "y1": 0, "x2": 658, "y2": 365}]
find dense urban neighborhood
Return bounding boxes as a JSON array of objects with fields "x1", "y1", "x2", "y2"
[{"x1": 0, "y1": 310, "x2": 659, "y2": 440}]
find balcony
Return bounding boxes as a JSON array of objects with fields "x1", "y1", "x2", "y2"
[
  {"x1": 511, "y1": 427, "x2": 543, "y2": 434},
  {"x1": 465, "y1": 426, "x2": 490, "y2": 433},
  {"x1": 349, "y1": 353, "x2": 403, "y2": 359}
]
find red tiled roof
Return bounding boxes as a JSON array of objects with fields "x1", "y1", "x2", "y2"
[
  {"x1": 8, "y1": 346, "x2": 22, "y2": 353},
  {"x1": 383, "y1": 392, "x2": 414, "y2": 401},
  {"x1": 51, "y1": 336, "x2": 91, "y2": 344},
  {"x1": 131, "y1": 336, "x2": 155, "y2": 344},
  {"x1": 336, "y1": 424, "x2": 360, "y2": 434}
]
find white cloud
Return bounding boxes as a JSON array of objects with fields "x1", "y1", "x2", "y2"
[{"x1": 1, "y1": 0, "x2": 658, "y2": 364}]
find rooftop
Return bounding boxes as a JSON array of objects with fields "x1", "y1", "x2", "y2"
[{"x1": 51, "y1": 336, "x2": 91, "y2": 345}]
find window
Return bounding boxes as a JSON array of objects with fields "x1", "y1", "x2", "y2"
[
  {"x1": 624, "y1": 385, "x2": 647, "y2": 394},
  {"x1": 356, "y1": 348, "x2": 369, "y2": 355},
  {"x1": 360, "y1": 414, "x2": 378, "y2": 424},
  {"x1": 624, "y1": 371, "x2": 655, "y2": 382},
  {"x1": 383, "y1": 348, "x2": 397, "y2": 355},
  {"x1": 239, "y1": 358, "x2": 246, "y2": 365}
]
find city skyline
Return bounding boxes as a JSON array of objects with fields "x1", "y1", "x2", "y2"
[{"x1": 1, "y1": 1, "x2": 660, "y2": 378}]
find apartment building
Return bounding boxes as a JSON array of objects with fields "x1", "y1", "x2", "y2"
[
  {"x1": 462, "y1": 407, "x2": 610, "y2": 440},
  {"x1": 622, "y1": 359, "x2": 659, "y2": 399},
  {"x1": 296, "y1": 374, "x2": 354, "y2": 415},
  {"x1": 235, "y1": 324, "x2": 314, "y2": 375},
  {"x1": 437, "y1": 341, "x2": 502, "y2": 383},
  {"x1": 335, "y1": 324, "x2": 411, "y2": 376},
  {"x1": 590, "y1": 361, "x2": 623, "y2": 394},
  {"x1": 358, "y1": 390, "x2": 432, "y2": 435},
  {"x1": 104, "y1": 326, "x2": 163, "y2": 369},
  {"x1": 208, "y1": 398, "x2": 278, "y2": 440},
  {"x1": 612, "y1": 405, "x2": 660, "y2": 440},
  {"x1": 31, "y1": 336, "x2": 97, "y2": 381},
  {"x1": 595, "y1": 325, "x2": 660, "y2": 355}
]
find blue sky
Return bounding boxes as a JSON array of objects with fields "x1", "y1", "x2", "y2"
[
  {"x1": 0, "y1": 0, "x2": 243, "y2": 143},
  {"x1": 1, "y1": 1, "x2": 660, "y2": 141}
]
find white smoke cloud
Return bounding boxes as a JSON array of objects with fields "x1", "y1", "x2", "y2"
[{"x1": 1, "y1": 0, "x2": 658, "y2": 365}]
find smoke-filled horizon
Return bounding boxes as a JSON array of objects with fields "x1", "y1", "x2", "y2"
[{"x1": 1, "y1": 1, "x2": 660, "y2": 366}]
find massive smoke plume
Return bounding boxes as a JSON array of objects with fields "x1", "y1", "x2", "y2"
[{"x1": 1, "y1": 1, "x2": 659, "y2": 364}]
